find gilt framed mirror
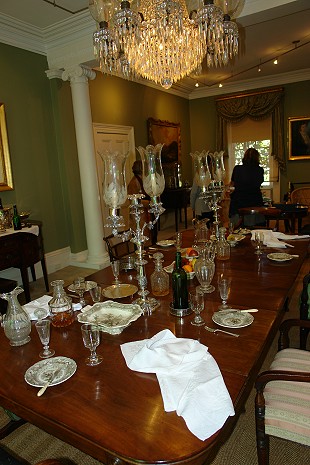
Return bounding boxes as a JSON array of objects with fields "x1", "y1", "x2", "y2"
[{"x1": 0, "y1": 103, "x2": 13, "y2": 191}]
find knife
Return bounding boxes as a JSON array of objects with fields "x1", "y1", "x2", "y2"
[
  {"x1": 37, "y1": 367, "x2": 62, "y2": 397},
  {"x1": 218, "y1": 308, "x2": 259, "y2": 313}
]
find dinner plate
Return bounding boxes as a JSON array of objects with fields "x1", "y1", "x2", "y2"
[
  {"x1": 24, "y1": 356, "x2": 77, "y2": 388},
  {"x1": 77, "y1": 300, "x2": 142, "y2": 334},
  {"x1": 156, "y1": 240, "x2": 175, "y2": 247},
  {"x1": 67, "y1": 280, "x2": 97, "y2": 293},
  {"x1": 267, "y1": 253, "x2": 294, "y2": 262},
  {"x1": 102, "y1": 283, "x2": 138, "y2": 299},
  {"x1": 212, "y1": 311, "x2": 254, "y2": 328}
]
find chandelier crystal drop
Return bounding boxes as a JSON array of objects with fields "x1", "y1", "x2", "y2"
[{"x1": 89, "y1": 0, "x2": 242, "y2": 89}]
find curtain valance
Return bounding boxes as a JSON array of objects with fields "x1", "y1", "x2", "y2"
[{"x1": 216, "y1": 88, "x2": 285, "y2": 169}]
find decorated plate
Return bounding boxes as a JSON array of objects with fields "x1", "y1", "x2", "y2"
[
  {"x1": 77, "y1": 300, "x2": 142, "y2": 334},
  {"x1": 25, "y1": 356, "x2": 77, "y2": 388},
  {"x1": 102, "y1": 283, "x2": 138, "y2": 299},
  {"x1": 267, "y1": 253, "x2": 294, "y2": 262},
  {"x1": 68, "y1": 280, "x2": 97, "y2": 293},
  {"x1": 212, "y1": 311, "x2": 254, "y2": 329},
  {"x1": 156, "y1": 240, "x2": 175, "y2": 247},
  {"x1": 234, "y1": 228, "x2": 251, "y2": 235}
]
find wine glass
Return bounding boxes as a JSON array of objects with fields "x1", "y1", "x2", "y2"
[
  {"x1": 111, "y1": 260, "x2": 121, "y2": 285},
  {"x1": 81, "y1": 324, "x2": 103, "y2": 366},
  {"x1": 174, "y1": 232, "x2": 183, "y2": 252},
  {"x1": 73, "y1": 277, "x2": 86, "y2": 307},
  {"x1": 89, "y1": 285, "x2": 102, "y2": 303},
  {"x1": 189, "y1": 290, "x2": 205, "y2": 326},
  {"x1": 254, "y1": 231, "x2": 264, "y2": 255},
  {"x1": 35, "y1": 319, "x2": 55, "y2": 358},
  {"x1": 218, "y1": 276, "x2": 232, "y2": 310}
]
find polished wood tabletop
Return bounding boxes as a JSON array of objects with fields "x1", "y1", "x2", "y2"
[{"x1": 0, "y1": 231, "x2": 309, "y2": 465}]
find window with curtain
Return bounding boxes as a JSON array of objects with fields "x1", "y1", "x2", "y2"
[{"x1": 227, "y1": 116, "x2": 279, "y2": 187}]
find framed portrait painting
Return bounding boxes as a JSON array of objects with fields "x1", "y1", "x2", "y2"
[
  {"x1": 147, "y1": 118, "x2": 181, "y2": 164},
  {"x1": 288, "y1": 116, "x2": 310, "y2": 160}
]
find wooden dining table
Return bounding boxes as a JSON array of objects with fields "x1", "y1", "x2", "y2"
[{"x1": 0, "y1": 231, "x2": 309, "y2": 465}]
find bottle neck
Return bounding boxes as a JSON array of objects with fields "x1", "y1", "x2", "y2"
[{"x1": 175, "y1": 251, "x2": 182, "y2": 269}]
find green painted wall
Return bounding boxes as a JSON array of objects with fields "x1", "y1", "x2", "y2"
[
  {"x1": 89, "y1": 72, "x2": 192, "y2": 179},
  {"x1": 0, "y1": 42, "x2": 69, "y2": 253}
]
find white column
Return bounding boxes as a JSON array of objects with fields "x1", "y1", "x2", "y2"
[{"x1": 62, "y1": 65, "x2": 106, "y2": 268}]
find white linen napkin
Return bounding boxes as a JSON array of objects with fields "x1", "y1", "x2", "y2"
[
  {"x1": 23, "y1": 295, "x2": 52, "y2": 320},
  {"x1": 251, "y1": 229, "x2": 294, "y2": 248},
  {"x1": 272, "y1": 232, "x2": 309, "y2": 241},
  {"x1": 121, "y1": 329, "x2": 235, "y2": 441}
]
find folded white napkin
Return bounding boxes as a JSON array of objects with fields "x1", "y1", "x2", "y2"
[
  {"x1": 251, "y1": 229, "x2": 294, "y2": 248},
  {"x1": 273, "y1": 232, "x2": 309, "y2": 241},
  {"x1": 23, "y1": 295, "x2": 52, "y2": 320},
  {"x1": 121, "y1": 329, "x2": 235, "y2": 440}
]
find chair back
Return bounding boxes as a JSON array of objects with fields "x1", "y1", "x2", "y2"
[{"x1": 103, "y1": 231, "x2": 136, "y2": 261}]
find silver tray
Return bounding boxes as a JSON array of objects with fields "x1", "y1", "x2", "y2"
[
  {"x1": 102, "y1": 283, "x2": 138, "y2": 299},
  {"x1": 24, "y1": 356, "x2": 77, "y2": 387},
  {"x1": 77, "y1": 300, "x2": 142, "y2": 334}
]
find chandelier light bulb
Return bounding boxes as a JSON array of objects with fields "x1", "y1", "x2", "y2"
[{"x1": 274, "y1": 58, "x2": 278, "y2": 65}]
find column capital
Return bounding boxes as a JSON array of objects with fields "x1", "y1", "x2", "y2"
[
  {"x1": 45, "y1": 69, "x2": 64, "y2": 80},
  {"x1": 62, "y1": 65, "x2": 96, "y2": 83}
]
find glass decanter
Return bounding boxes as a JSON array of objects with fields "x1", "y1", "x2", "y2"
[
  {"x1": 150, "y1": 252, "x2": 169, "y2": 297},
  {"x1": 48, "y1": 280, "x2": 74, "y2": 328},
  {"x1": 217, "y1": 227, "x2": 230, "y2": 261},
  {"x1": 0, "y1": 286, "x2": 31, "y2": 346},
  {"x1": 193, "y1": 243, "x2": 216, "y2": 294}
]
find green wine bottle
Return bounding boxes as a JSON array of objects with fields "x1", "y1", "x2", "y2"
[
  {"x1": 172, "y1": 251, "x2": 188, "y2": 310},
  {"x1": 13, "y1": 204, "x2": 22, "y2": 230}
]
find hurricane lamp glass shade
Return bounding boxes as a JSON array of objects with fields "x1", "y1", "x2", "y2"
[
  {"x1": 190, "y1": 150, "x2": 212, "y2": 191},
  {"x1": 137, "y1": 144, "x2": 165, "y2": 199},
  {"x1": 101, "y1": 150, "x2": 128, "y2": 209},
  {"x1": 210, "y1": 151, "x2": 226, "y2": 182}
]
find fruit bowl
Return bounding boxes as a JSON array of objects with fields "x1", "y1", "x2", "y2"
[{"x1": 186, "y1": 271, "x2": 195, "y2": 280}]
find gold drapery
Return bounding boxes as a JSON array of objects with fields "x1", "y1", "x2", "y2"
[{"x1": 216, "y1": 88, "x2": 285, "y2": 170}]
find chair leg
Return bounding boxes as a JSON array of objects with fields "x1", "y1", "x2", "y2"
[
  {"x1": 0, "y1": 418, "x2": 26, "y2": 439},
  {"x1": 255, "y1": 390, "x2": 270, "y2": 465}
]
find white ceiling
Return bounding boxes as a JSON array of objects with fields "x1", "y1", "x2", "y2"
[{"x1": 1, "y1": 0, "x2": 310, "y2": 98}]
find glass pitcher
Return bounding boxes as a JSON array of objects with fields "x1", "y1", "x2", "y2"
[
  {"x1": 0, "y1": 286, "x2": 31, "y2": 346},
  {"x1": 194, "y1": 244, "x2": 216, "y2": 294},
  {"x1": 48, "y1": 280, "x2": 74, "y2": 328}
]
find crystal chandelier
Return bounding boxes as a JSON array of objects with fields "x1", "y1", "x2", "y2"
[{"x1": 88, "y1": 1, "x2": 243, "y2": 90}]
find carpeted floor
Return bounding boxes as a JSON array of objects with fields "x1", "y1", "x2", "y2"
[{"x1": 1, "y1": 256, "x2": 309, "y2": 465}]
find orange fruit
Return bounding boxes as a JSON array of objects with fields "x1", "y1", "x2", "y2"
[{"x1": 183, "y1": 264, "x2": 193, "y2": 273}]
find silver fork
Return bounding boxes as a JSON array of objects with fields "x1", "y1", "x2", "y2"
[{"x1": 205, "y1": 326, "x2": 239, "y2": 337}]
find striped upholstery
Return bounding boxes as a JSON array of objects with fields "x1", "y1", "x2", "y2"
[{"x1": 264, "y1": 348, "x2": 310, "y2": 446}]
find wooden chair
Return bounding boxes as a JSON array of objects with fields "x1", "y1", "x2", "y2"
[
  {"x1": 238, "y1": 207, "x2": 282, "y2": 230},
  {"x1": 300, "y1": 271, "x2": 310, "y2": 350},
  {"x1": 255, "y1": 319, "x2": 310, "y2": 465},
  {"x1": 103, "y1": 231, "x2": 136, "y2": 262}
]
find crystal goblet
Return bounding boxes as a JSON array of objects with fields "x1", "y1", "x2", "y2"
[
  {"x1": 81, "y1": 324, "x2": 103, "y2": 366},
  {"x1": 189, "y1": 290, "x2": 205, "y2": 326},
  {"x1": 111, "y1": 260, "x2": 121, "y2": 285},
  {"x1": 218, "y1": 276, "x2": 232, "y2": 310},
  {"x1": 35, "y1": 319, "x2": 55, "y2": 359},
  {"x1": 254, "y1": 231, "x2": 264, "y2": 255},
  {"x1": 73, "y1": 277, "x2": 86, "y2": 307}
]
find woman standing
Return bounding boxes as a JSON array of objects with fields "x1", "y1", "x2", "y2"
[{"x1": 229, "y1": 148, "x2": 264, "y2": 226}]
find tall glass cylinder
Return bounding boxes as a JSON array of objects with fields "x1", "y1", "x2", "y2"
[
  {"x1": 190, "y1": 150, "x2": 212, "y2": 192},
  {"x1": 210, "y1": 150, "x2": 226, "y2": 182},
  {"x1": 101, "y1": 149, "x2": 128, "y2": 220},
  {"x1": 137, "y1": 144, "x2": 165, "y2": 205}
]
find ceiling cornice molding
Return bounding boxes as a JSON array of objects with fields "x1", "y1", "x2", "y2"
[
  {"x1": 188, "y1": 68, "x2": 310, "y2": 99},
  {"x1": 0, "y1": 12, "x2": 45, "y2": 55}
]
